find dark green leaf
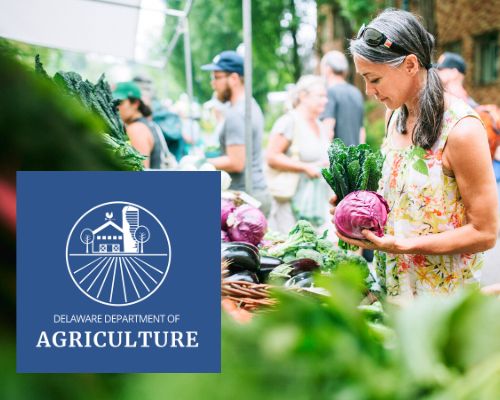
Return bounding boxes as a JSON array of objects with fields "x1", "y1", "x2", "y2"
[
  {"x1": 347, "y1": 159, "x2": 361, "y2": 192},
  {"x1": 333, "y1": 163, "x2": 349, "y2": 200},
  {"x1": 321, "y1": 168, "x2": 334, "y2": 189}
]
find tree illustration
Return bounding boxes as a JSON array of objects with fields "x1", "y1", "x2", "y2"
[
  {"x1": 133, "y1": 226, "x2": 150, "y2": 254},
  {"x1": 80, "y1": 228, "x2": 94, "y2": 253}
]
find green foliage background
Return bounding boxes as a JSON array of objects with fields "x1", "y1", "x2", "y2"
[{"x1": 164, "y1": 0, "x2": 313, "y2": 107}]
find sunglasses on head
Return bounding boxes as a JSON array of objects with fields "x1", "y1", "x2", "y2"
[{"x1": 357, "y1": 24, "x2": 409, "y2": 55}]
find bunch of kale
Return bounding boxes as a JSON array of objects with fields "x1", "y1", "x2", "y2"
[
  {"x1": 35, "y1": 55, "x2": 144, "y2": 171},
  {"x1": 322, "y1": 138, "x2": 384, "y2": 202}
]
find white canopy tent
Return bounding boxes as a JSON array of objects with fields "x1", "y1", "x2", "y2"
[
  {"x1": 0, "y1": 0, "x2": 188, "y2": 65},
  {"x1": 0, "y1": 0, "x2": 255, "y2": 194}
]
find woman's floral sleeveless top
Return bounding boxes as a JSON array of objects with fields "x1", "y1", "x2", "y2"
[{"x1": 375, "y1": 100, "x2": 483, "y2": 299}]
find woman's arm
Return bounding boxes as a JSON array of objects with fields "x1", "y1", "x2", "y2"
[
  {"x1": 208, "y1": 144, "x2": 245, "y2": 172},
  {"x1": 266, "y1": 133, "x2": 319, "y2": 178},
  {"x1": 338, "y1": 116, "x2": 498, "y2": 255},
  {"x1": 126, "y1": 122, "x2": 154, "y2": 169}
]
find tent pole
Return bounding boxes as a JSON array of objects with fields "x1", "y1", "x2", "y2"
[
  {"x1": 243, "y1": 0, "x2": 253, "y2": 194},
  {"x1": 183, "y1": 17, "x2": 194, "y2": 143},
  {"x1": 165, "y1": 0, "x2": 193, "y2": 60}
]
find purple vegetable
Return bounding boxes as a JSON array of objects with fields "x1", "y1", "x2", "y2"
[
  {"x1": 335, "y1": 190, "x2": 389, "y2": 239},
  {"x1": 226, "y1": 204, "x2": 268, "y2": 246},
  {"x1": 221, "y1": 199, "x2": 236, "y2": 230},
  {"x1": 221, "y1": 230, "x2": 230, "y2": 242}
]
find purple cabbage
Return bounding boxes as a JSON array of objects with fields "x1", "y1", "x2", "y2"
[
  {"x1": 334, "y1": 191, "x2": 389, "y2": 239},
  {"x1": 221, "y1": 199, "x2": 236, "y2": 230},
  {"x1": 221, "y1": 230, "x2": 230, "y2": 242},
  {"x1": 227, "y1": 204, "x2": 268, "y2": 246}
]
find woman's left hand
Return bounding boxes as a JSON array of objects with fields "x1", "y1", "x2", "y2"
[{"x1": 336, "y1": 229, "x2": 401, "y2": 253}]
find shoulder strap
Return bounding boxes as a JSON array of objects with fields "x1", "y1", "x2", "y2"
[
  {"x1": 151, "y1": 122, "x2": 170, "y2": 155},
  {"x1": 435, "y1": 101, "x2": 481, "y2": 152}
]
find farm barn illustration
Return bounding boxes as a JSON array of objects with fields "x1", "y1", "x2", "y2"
[{"x1": 79, "y1": 205, "x2": 150, "y2": 254}]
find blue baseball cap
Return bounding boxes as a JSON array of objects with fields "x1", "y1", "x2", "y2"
[
  {"x1": 435, "y1": 52, "x2": 467, "y2": 74},
  {"x1": 201, "y1": 51, "x2": 244, "y2": 76}
]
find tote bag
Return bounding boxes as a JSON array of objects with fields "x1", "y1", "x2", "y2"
[
  {"x1": 292, "y1": 177, "x2": 328, "y2": 227},
  {"x1": 265, "y1": 114, "x2": 301, "y2": 201}
]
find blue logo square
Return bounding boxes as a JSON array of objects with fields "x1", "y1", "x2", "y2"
[{"x1": 17, "y1": 171, "x2": 221, "y2": 373}]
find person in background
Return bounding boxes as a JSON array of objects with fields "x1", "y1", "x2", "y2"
[
  {"x1": 113, "y1": 81, "x2": 163, "y2": 169},
  {"x1": 435, "y1": 52, "x2": 478, "y2": 108},
  {"x1": 209, "y1": 95, "x2": 229, "y2": 137},
  {"x1": 437, "y1": 52, "x2": 500, "y2": 161},
  {"x1": 332, "y1": 9, "x2": 498, "y2": 300},
  {"x1": 266, "y1": 75, "x2": 331, "y2": 233},
  {"x1": 173, "y1": 94, "x2": 202, "y2": 157},
  {"x1": 320, "y1": 50, "x2": 365, "y2": 146},
  {"x1": 201, "y1": 50, "x2": 271, "y2": 216},
  {"x1": 133, "y1": 75, "x2": 154, "y2": 108},
  {"x1": 201, "y1": 96, "x2": 228, "y2": 157}
]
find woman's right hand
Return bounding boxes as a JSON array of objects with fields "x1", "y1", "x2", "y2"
[
  {"x1": 329, "y1": 194, "x2": 338, "y2": 222},
  {"x1": 302, "y1": 163, "x2": 321, "y2": 178}
]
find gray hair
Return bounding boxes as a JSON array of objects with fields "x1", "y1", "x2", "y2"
[
  {"x1": 322, "y1": 50, "x2": 349, "y2": 75},
  {"x1": 290, "y1": 75, "x2": 325, "y2": 108},
  {"x1": 350, "y1": 9, "x2": 444, "y2": 149}
]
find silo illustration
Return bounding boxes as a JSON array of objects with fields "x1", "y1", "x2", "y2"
[{"x1": 122, "y1": 205, "x2": 139, "y2": 253}]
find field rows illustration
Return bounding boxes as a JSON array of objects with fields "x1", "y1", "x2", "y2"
[{"x1": 70, "y1": 255, "x2": 167, "y2": 305}]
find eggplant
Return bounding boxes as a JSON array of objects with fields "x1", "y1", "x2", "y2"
[
  {"x1": 222, "y1": 242, "x2": 260, "y2": 259},
  {"x1": 225, "y1": 270, "x2": 259, "y2": 284},
  {"x1": 285, "y1": 271, "x2": 314, "y2": 288},
  {"x1": 222, "y1": 241, "x2": 258, "y2": 251},
  {"x1": 260, "y1": 256, "x2": 283, "y2": 269},
  {"x1": 221, "y1": 242, "x2": 260, "y2": 272},
  {"x1": 257, "y1": 256, "x2": 283, "y2": 284},
  {"x1": 288, "y1": 258, "x2": 319, "y2": 276}
]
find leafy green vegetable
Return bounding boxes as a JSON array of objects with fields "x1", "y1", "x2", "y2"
[
  {"x1": 322, "y1": 138, "x2": 384, "y2": 202},
  {"x1": 322, "y1": 139, "x2": 385, "y2": 250},
  {"x1": 263, "y1": 220, "x2": 376, "y2": 292},
  {"x1": 1, "y1": 52, "x2": 127, "y2": 173},
  {"x1": 127, "y1": 278, "x2": 500, "y2": 400},
  {"x1": 347, "y1": 159, "x2": 361, "y2": 192},
  {"x1": 34, "y1": 56, "x2": 144, "y2": 170},
  {"x1": 358, "y1": 301, "x2": 385, "y2": 323},
  {"x1": 315, "y1": 237, "x2": 334, "y2": 254},
  {"x1": 323, "y1": 249, "x2": 370, "y2": 281},
  {"x1": 266, "y1": 220, "x2": 317, "y2": 258},
  {"x1": 34, "y1": 54, "x2": 50, "y2": 80}
]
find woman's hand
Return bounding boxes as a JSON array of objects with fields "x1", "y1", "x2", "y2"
[
  {"x1": 329, "y1": 194, "x2": 338, "y2": 218},
  {"x1": 329, "y1": 194, "x2": 341, "y2": 241},
  {"x1": 302, "y1": 163, "x2": 321, "y2": 178},
  {"x1": 336, "y1": 229, "x2": 403, "y2": 253}
]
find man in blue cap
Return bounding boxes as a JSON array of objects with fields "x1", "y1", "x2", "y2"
[
  {"x1": 436, "y1": 52, "x2": 478, "y2": 108},
  {"x1": 202, "y1": 50, "x2": 270, "y2": 215}
]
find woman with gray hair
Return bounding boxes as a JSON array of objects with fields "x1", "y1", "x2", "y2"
[
  {"x1": 330, "y1": 9, "x2": 498, "y2": 299},
  {"x1": 266, "y1": 75, "x2": 331, "y2": 233}
]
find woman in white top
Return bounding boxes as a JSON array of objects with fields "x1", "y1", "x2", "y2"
[{"x1": 266, "y1": 75, "x2": 331, "y2": 233}]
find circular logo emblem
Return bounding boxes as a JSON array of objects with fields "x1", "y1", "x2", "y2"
[{"x1": 66, "y1": 202, "x2": 171, "y2": 306}]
